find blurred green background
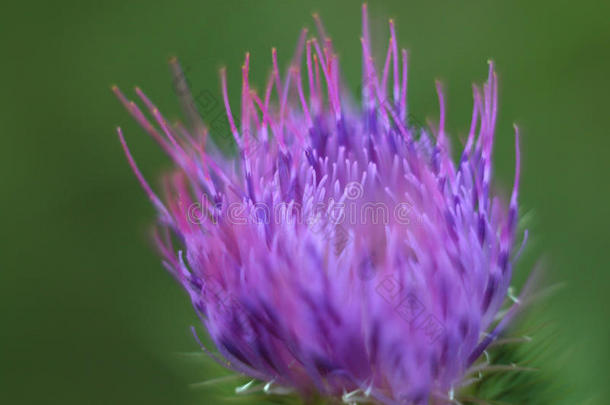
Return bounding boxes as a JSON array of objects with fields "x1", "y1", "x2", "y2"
[{"x1": 2, "y1": 0, "x2": 609, "y2": 403}]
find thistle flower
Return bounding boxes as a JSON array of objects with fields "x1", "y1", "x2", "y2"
[{"x1": 114, "y1": 5, "x2": 529, "y2": 404}]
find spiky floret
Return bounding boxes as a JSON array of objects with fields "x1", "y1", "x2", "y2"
[{"x1": 115, "y1": 5, "x2": 526, "y2": 404}]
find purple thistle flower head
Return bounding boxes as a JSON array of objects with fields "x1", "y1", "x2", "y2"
[{"x1": 115, "y1": 5, "x2": 527, "y2": 404}]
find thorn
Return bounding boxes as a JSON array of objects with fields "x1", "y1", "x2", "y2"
[{"x1": 235, "y1": 379, "x2": 255, "y2": 394}]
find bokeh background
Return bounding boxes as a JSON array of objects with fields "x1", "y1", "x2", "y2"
[{"x1": 2, "y1": 0, "x2": 609, "y2": 403}]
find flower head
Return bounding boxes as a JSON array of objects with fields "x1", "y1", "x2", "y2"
[{"x1": 115, "y1": 5, "x2": 526, "y2": 404}]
